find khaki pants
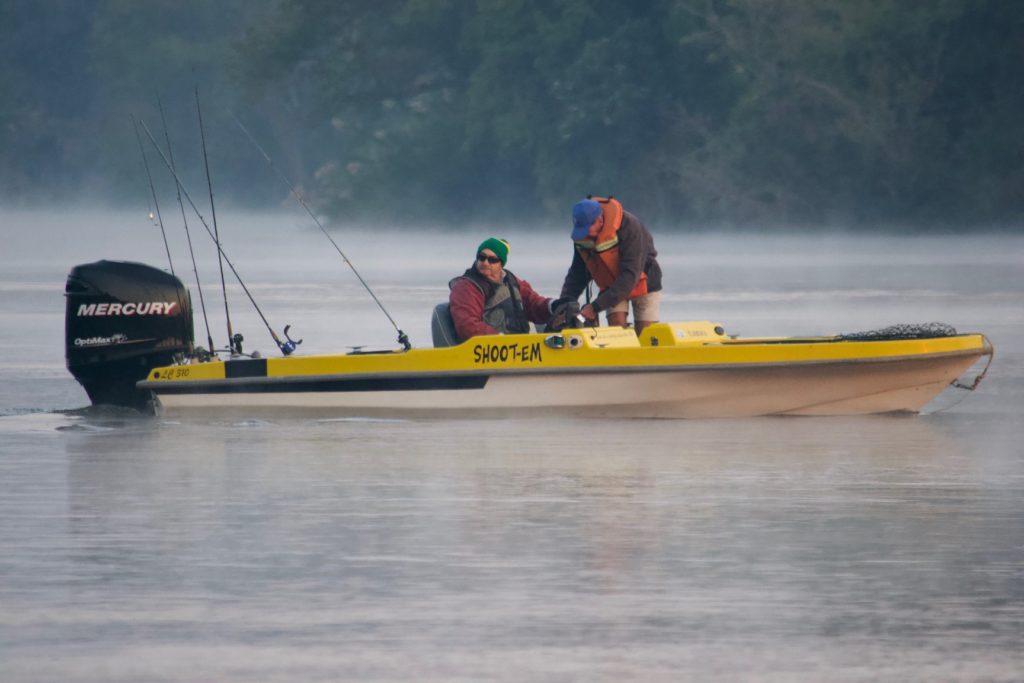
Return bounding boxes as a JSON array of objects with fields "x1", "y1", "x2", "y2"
[{"x1": 606, "y1": 290, "x2": 661, "y2": 323}]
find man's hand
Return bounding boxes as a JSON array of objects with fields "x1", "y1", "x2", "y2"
[
  {"x1": 549, "y1": 297, "x2": 573, "y2": 313},
  {"x1": 581, "y1": 304, "x2": 599, "y2": 322}
]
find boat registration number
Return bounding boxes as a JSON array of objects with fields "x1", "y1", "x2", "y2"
[{"x1": 153, "y1": 366, "x2": 192, "y2": 380}]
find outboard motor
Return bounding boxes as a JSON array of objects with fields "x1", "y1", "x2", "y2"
[{"x1": 65, "y1": 260, "x2": 194, "y2": 410}]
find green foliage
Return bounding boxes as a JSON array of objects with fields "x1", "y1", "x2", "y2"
[{"x1": 1, "y1": 0, "x2": 1021, "y2": 229}]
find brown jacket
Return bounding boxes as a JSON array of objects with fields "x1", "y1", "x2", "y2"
[{"x1": 559, "y1": 211, "x2": 662, "y2": 312}]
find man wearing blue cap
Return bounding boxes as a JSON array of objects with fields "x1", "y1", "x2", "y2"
[{"x1": 558, "y1": 196, "x2": 662, "y2": 334}]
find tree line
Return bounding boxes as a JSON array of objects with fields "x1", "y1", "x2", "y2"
[{"x1": 2, "y1": 0, "x2": 1021, "y2": 230}]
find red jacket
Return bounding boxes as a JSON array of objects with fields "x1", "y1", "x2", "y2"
[{"x1": 449, "y1": 269, "x2": 552, "y2": 341}]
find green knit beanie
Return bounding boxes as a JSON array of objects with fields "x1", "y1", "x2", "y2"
[{"x1": 477, "y1": 237, "x2": 510, "y2": 265}]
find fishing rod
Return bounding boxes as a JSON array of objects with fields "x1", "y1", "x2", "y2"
[
  {"x1": 131, "y1": 115, "x2": 175, "y2": 275},
  {"x1": 194, "y1": 87, "x2": 237, "y2": 355},
  {"x1": 138, "y1": 118, "x2": 299, "y2": 356},
  {"x1": 227, "y1": 109, "x2": 412, "y2": 351},
  {"x1": 158, "y1": 95, "x2": 216, "y2": 356}
]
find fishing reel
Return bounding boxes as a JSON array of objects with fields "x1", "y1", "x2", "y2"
[{"x1": 279, "y1": 325, "x2": 303, "y2": 356}]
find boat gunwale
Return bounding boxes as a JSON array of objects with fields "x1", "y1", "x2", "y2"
[{"x1": 139, "y1": 342, "x2": 989, "y2": 395}]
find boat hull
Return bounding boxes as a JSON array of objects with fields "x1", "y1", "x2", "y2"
[{"x1": 141, "y1": 323, "x2": 991, "y2": 419}]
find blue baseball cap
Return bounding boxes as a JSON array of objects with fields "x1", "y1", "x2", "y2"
[{"x1": 571, "y1": 199, "x2": 602, "y2": 240}]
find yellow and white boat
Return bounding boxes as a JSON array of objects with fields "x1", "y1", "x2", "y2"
[
  {"x1": 66, "y1": 261, "x2": 992, "y2": 418},
  {"x1": 137, "y1": 321, "x2": 991, "y2": 419}
]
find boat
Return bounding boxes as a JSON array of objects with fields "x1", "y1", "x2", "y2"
[{"x1": 65, "y1": 260, "x2": 992, "y2": 419}]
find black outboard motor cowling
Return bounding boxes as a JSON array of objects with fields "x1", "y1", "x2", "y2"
[{"x1": 65, "y1": 260, "x2": 193, "y2": 409}]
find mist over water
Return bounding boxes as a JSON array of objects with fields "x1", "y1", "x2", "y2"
[
  {"x1": 1, "y1": 208, "x2": 1023, "y2": 682},
  {"x1": 4, "y1": 206, "x2": 1020, "y2": 351}
]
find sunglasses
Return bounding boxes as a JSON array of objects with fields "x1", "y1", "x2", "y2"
[{"x1": 476, "y1": 253, "x2": 502, "y2": 264}]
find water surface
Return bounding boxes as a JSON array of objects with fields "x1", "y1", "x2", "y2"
[{"x1": 1, "y1": 210, "x2": 1022, "y2": 681}]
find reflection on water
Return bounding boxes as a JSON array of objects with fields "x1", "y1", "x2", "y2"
[
  {"x1": 1, "y1": 212, "x2": 1023, "y2": 681},
  {"x1": 1, "y1": 413, "x2": 1022, "y2": 682}
]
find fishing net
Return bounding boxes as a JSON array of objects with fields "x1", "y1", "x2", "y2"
[{"x1": 837, "y1": 322, "x2": 958, "y2": 341}]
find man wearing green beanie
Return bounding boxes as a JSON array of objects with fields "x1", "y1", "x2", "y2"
[{"x1": 448, "y1": 237, "x2": 555, "y2": 342}]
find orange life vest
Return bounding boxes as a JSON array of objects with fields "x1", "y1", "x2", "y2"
[{"x1": 572, "y1": 196, "x2": 648, "y2": 299}]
